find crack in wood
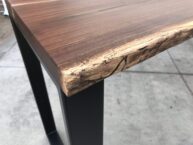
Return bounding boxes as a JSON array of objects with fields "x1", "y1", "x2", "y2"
[{"x1": 61, "y1": 21, "x2": 193, "y2": 96}]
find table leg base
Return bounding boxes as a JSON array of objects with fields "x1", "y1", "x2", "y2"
[{"x1": 48, "y1": 131, "x2": 64, "y2": 145}]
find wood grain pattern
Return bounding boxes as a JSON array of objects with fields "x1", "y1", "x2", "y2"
[{"x1": 6, "y1": 0, "x2": 193, "y2": 96}]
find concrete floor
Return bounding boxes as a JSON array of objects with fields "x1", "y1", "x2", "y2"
[{"x1": 1, "y1": 15, "x2": 193, "y2": 145}]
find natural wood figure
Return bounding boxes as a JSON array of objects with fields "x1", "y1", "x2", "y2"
[{"x1": 6, "y1": 0, "x2": 193, "y2": 96}]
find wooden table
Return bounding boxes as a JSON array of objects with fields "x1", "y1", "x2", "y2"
[{"x1": 6, "y1": 0, "x2": 193, "y2": 145}]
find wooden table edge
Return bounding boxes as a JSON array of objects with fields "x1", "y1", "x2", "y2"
[
  {"x1": 60, "y1": 21, "x2": 193, "y2": 96},
  {"x1": 7, "y1": 1, "x2": 193, "y2": 96}
]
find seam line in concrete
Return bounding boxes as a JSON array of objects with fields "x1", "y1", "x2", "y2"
[
  {"x1": 0, "y1": 66, "x2": 24, "y2": 68},
  {"x1": 125, "y1": 70, "x2": 193, "y2": 76},
  {"x1": 167, "y1": 50, "x2": 193, "y2": 97},
  {"x1": 6, "y1": 41, "x2": 17, "y2": 52}
]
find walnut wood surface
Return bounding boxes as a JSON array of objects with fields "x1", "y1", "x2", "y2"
[{"x1": 7, "y1": 0, "x2": 193, "y2": 96}]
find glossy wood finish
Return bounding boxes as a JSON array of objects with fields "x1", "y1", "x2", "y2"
[{"x1": 6, "y1": 0, "x2": 193, "y2": 96}]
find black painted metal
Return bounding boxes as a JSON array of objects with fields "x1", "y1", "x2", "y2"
[
  {"x1": 10, "y1": 19, "x2": 56, "y2": 135},
  {"x1": 48, "y1": 131, "x2": 64, "y2": 145},
  {"x1": 58, "y1": 81, "x2": 104, "y2": 145},
  {"x1": 10, "y1": 15, "x2": 104, "y2": 145}
]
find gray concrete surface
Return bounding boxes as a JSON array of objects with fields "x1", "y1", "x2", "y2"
[{"x1": 0, "y1": 15, "x2": 193, "y2": 145}]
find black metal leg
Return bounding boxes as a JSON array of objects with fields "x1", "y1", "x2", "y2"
[
  {"x1": 58, "y1": 81, "x2": 104, "y2": 145},
  {"x1": 10, "y1": 20, "x2": 56, "y2": 135},
  {"x1": 10, "y1": 17, "x2": 104, "y2": 145}
]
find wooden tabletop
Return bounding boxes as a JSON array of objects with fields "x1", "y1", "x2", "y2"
[{"x1": 7, "y1": 0, "x2": 193, "y2": 96}]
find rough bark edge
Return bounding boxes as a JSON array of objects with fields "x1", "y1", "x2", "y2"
[{"x1": 60, "y1": 21, "x2": 193, "y2": 96}]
